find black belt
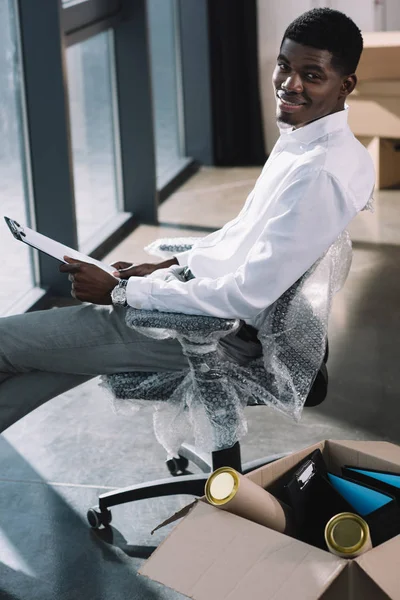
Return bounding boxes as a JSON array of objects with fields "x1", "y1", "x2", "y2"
[{"x1": 236, "y1": 322, "x2": 260, "y2": 344}]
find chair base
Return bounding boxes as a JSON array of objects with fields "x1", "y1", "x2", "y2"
[{"x1": 87, "y1": 442, "x2": 287, "y2": 528}]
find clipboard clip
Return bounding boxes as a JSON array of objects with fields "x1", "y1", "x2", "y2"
[
  {"x1": 296, "y1": 459, "x2": 316, "y2": 490},
  {"x1": 4, "y1": 216, "x2": 26, "y2": 240}
]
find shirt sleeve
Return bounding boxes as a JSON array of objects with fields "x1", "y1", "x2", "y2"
[
  {"x1": 125, "y1": 168, "x2": 358, "y2": 319},
  {"x1": 175, "y1": 250, "x2": 191, "y2": 267},
  {"x1": 174, "y1": 225, "x2": 231, "y2": 266}
]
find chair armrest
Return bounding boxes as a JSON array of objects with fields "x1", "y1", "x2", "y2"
[
  {"x1": 158, "y1": 242, "x2": 194, "y2": 254},
  {"x1": 125, "y1": 308, "x2": 239, "y2": 336},
  {"x1": 144, "y1": 236, "x2": 203, "y2": 258}
]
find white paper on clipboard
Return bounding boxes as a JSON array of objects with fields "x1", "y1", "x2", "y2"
[{"x1": 4, "y1": 217, "x2": 116, "y2": 275}]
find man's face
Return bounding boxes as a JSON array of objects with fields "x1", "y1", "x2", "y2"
[{"x1": 272, "y1": 39, "x2": 352, "y2": 129}]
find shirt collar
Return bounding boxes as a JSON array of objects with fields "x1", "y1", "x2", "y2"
[{"x1": 278, "y1": 105, "x2": 349, "y2": 145}]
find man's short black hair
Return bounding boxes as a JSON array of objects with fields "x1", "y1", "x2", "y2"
[{"x1": 282, "y1": 8, "x2": 363, "y2": 75}]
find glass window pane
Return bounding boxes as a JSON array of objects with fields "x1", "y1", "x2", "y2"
[
  {"x1": 148, "y1": 0, "x2": 188, "y2": 185},
  {"x1": 67, "y1": 31, "x2": 120, "y2": 248},
  {"x1": 0, "y1": 0, "x2": 34, "y2": 314}
]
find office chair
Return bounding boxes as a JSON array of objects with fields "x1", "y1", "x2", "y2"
[{"x1": 87, "y1": 233, "x2": 350, "y2": 529}]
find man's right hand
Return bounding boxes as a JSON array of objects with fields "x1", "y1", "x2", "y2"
[{"x1": 111, "y1": 257, "x2": 178, "y2": 279}]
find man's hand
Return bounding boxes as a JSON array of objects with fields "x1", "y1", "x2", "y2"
[
  {"x1": 111, "y1": 262, "x2": 159, "y2": 278},
  {"x1": 112, "y1": 257, "x2": 179, "y2": 279},
  {"x1": 60, "y1": 257, "x2": 117, "y2": 305}
]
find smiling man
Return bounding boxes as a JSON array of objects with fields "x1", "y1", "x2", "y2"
[
  {"x1": 0, "y1": 8, "x2": 374, "y2": 429},
  {"x1": 274, "y1": 12, "x2": 360, "y2": 128}
]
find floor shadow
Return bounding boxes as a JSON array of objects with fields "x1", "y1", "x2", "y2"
[
  {"x1": 315, "y1": 240, "x2": 400, "y2": 443},
  {"x1": 0, "y1": 437, "x2": 170, "y2": 600},
  {"x1": 94, "y1": 526, "x2": 157, "y2": 559}
]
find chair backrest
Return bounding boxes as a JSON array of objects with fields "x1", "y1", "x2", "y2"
[{"x1": 245, "y1": 230, "x2": 352, "y2": 419}]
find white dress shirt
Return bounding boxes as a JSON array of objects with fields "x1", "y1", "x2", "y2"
[{"x1": 126, "y1": 108, "x2": 375, "y2": 328}]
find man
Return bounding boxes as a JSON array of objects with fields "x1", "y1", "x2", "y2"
[{"x1": 0, "y1": 8, "x2": 374, "y2": 431}]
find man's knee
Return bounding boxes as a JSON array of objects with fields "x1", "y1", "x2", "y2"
[
  {"x1": 0, "y1": 313, "x2": 32, "y2": 376},
  {"x1": 0, "y1": 316, "x2": 10, "y2": 372}
]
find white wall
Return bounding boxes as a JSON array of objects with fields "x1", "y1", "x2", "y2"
[
  {"x1": 385, "y1": 0, "x2": 400, "y2": 30},
  {"x1": 329, "y1": 0, "x2": 376, "y2": 32},
  {"x1": 257, "y1": 0, "x2": 400, "y2": 153},
  {"x1": 257, "y1": 0, "x2": 313, "y2": 153}
]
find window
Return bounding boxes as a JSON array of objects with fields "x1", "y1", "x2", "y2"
[
  {"x1": 147, "y1": 0, "x2": 188, "y2": 186},
  {"x1": 66, "y1": 30, "x2": 121, "y2": 248},
  {"x1": 0, "y1": 0, "x2": 35, "y2": 315}
]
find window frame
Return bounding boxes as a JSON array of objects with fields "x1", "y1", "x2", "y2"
[{"x1": 62, "y1": 0, "x2": 122, "y2": 46}]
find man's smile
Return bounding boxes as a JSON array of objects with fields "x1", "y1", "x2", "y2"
[{"x1": 276, "y1": 90, "x2": 307, "y2": 112}]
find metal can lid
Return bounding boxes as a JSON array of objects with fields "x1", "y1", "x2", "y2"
[
  {"x1": 205, "y1": 467, "x2": 240, "y2": 506},
  {"x1": 325, "y1": 512, "x2": 370, "y2": 555}
]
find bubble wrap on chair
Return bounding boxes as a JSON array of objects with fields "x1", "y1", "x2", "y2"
[{"x1": 102, "y1": 231, "x2": 352, "y2": 455}]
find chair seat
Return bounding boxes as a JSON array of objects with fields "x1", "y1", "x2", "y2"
[
  {"x1": 126, "y1": 308, "x2": 238, "y2": 335},
  {"x1": 105, "y1": 358, "x2": 328, "y2": 407},
  {"x1": 105, "y1": 370, "x2": 187, "y2": 401}
]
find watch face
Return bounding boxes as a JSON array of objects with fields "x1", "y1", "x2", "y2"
[{"x1": 112, "y1": 285, "x2": 127, "y2": 305}]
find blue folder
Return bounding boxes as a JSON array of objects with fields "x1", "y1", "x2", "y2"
[
  {"x1": 327, "y1": 473, "x2": 393, "y2": 516},
  {"x1": 345, "y1": 467, "x2": 400, "y2": 489}
]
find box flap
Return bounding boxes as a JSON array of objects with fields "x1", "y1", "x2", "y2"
[
  {"x1": 140, "y1": 500, "x2": 346, "y2": 600},
  {"x1": 151, "y1": 500, "x2": 198, "y2": 535},
  {"x1": 362, "y1": 31, "x2": 400, "y2": 49},
  {"x1": 325, "y1": 440, "x2": 400, "y2": 474},
  {"x1": 321, "y1": 562, "x2": 390, "y2": 600},
  {"x1": 320, "y1": 566, "x2": 350, "y2": 600},
  {"x1": 355, "y1": 535, "x2": 400, "y2": 599}
]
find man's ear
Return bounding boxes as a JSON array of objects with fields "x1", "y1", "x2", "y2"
[{"x1": 340, "y1": 74, "x2": 357, "y2": 98}]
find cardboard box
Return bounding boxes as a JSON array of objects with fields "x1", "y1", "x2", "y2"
[
  {"x1": 357, "y1": 32, "x2": 400, "y2": 81},
  {"x1": 346, "y1": 80, "x2": 400, "y2": 189},
  {"x1": 357, "y1": 136, "x2": 400, "y2": 190},
  {"x1": 140, "y1": 440, "x2": 400, "y2": 599},
  {"x1": 348, "y1": 81, "x2": 400, "y2": 139}
]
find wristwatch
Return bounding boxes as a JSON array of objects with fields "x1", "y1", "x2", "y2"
[{"x1": 111, "y1": 279, "x2": 128, "y2": 307}]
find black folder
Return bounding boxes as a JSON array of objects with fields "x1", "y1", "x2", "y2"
[{"x1": 268, "y1": 450, "x2": 354, "y2": 549}]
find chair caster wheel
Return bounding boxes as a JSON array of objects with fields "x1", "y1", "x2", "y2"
[
  {"x1": 166, "y1": 455, "x2": 189, "y2": 476},
  {"x1": 87, "y1": 506, "x2": 112, "y2": 529}
]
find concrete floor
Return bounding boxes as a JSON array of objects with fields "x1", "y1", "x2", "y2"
[{"x1": 1, "y1": 167, "x2": 400, "y2": 599}]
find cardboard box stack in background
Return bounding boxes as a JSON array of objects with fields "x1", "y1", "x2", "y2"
[
  {"x1": 348, "y1": 31, "x2": 400, "y2": 189},
  {"x1": 140, "y1": 440, "x2": 400, "y2": 600}
]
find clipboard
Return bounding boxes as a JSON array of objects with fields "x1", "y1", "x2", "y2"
[{"x1": 4, "y1": 216, "x2": 115, "y2": 275}]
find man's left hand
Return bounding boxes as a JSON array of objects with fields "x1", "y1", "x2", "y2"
[{"x1": 59, "y1": 256, "x2": 118, "y2": 305}]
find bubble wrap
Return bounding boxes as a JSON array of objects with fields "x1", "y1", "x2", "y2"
[{"x1": 102, "y1": 231, "x2": 352, "y2": 456}]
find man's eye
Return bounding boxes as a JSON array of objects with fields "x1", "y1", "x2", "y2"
[
  {"x1": 306, "y1": 73, "x2": 320, "y2": 80},
  {"x1": 278, "y1": 63, "x2": 289, "y2": 71}
]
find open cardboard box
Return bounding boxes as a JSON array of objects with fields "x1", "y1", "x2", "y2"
[{"x1": 140, "y1": 440, "x2": 400, "y2": 599}]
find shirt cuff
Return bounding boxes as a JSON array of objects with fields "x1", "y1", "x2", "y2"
[
  {"x1": 175, "y1": 250, "x2": 191, "y2": 267},
  {"x1": 126, "y1": 276, "x2": 155, "y2": 310}
]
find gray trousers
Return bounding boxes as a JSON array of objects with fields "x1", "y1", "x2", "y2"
[{"x1": 0, "y1": 303, "x2": 261, "y2": 433}]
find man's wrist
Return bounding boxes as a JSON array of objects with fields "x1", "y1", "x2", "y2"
[
  {"x1": 111, "y1": 278, "x2": 128, "y2": 307},
  {"x1": 159, "y1": 257, "x2": 179, "y2": 269},
  {"x1": 151, "y1": 257, "x2": 178, "y2": 273}
]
